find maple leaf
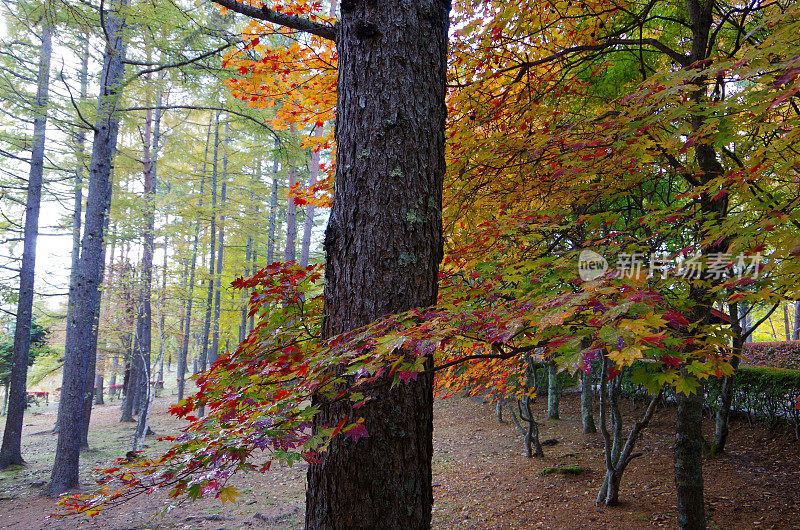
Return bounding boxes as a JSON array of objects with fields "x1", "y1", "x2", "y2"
[
  {"x1": 218, "y1": 486, "x2": 241, "y2": 504},
  {"x1": 674, "y1": 376, "x2": 701, "y2": 396},
  {"x1": 345, "y1": 423, "x2": 369, "y2": 443}
]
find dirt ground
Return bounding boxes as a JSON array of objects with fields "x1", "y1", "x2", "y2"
[{"x1": 0, "y1": 390, "x2": 798, "y2": 529}]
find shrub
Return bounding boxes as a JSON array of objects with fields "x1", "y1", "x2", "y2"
[{"x1": 742, "y1": 341, "x2": 800, "y2": 370}]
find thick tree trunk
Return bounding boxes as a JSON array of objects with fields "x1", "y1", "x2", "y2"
[
  {"x1": 0, "y1": 23, "x2": 53, "y2": 469},
  {"x1": 675, "y1": 383, "x2": 706, "y2": 529},
  {"x1": 47, "y1": 0, "x2": 126, "y2": 495},
  {"x1": 80, "y1": 212, "x2": 112, "y2": 448},
  {"x1": 305, "y1": 2, "x2": 449, "y2": 527}
]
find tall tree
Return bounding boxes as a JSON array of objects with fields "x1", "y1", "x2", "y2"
[
  {"x1": 266, "y1": 140, "x2": 280, "y2": 265},
  {"x1": 209, "y1": 122, "x2": 228, "y2": 366},
  {"x1": 284, "y1": 166, "x2": 296, "y2": 262},
  {"x1": 177, "y1": 117, "x2": 213, "y2": 401},
  {"x1": 47, "y1": 0, "x2": 127, "y2": 496},
  {"x1": 213, "y1": 0, "x2": 449, "y2": 525},
  {"x1": 198, "y1": 111, "x2": 221, "y2": 415},
  {"x1": 0, "y1": 17, "x2": 53, "y2": 469}
]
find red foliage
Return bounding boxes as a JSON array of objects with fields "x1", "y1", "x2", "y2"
[{"x1": 742, "y1": 341, "x2": 800, "y2": 370}]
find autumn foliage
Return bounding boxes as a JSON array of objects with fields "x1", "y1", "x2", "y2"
[{"x1": 57, "y1": 0, "x2": 800, "y2": 518}]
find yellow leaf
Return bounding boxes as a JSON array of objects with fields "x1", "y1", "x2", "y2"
[
  {"x1": 607, "y1": 346, "x2": 644, "y2": 367},
  {"x1": 219, "y1": 486, "x2": 241, "y2": 504}
]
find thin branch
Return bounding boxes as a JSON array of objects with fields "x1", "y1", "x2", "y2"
[{"x1": 125, "y1": 42, "x2": 236, "y2": 78}]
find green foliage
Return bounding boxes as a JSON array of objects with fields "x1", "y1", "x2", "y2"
[{"x1": 0, "y1": 319, "x2": 51, "y2": 384}]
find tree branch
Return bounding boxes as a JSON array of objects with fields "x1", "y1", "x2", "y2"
[{"x1": 211, "y1": 0, "x2": 336, "y2": 42}]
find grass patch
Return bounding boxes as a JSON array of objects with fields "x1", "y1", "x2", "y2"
[{"x1": 541, "y1": 466, "x2": 584, "y2": 476}]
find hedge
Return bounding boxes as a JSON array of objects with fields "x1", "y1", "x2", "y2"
[
  {"x1": 617, "y1": 364, "x2": 800, "y2": 439},
  {"x1": 742, "y1": 340, "x2": 800, "y2": 370}
]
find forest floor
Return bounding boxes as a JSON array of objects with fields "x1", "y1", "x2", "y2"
[{"x1": 0, "y1": 390, "x2": 797, "y2": 529}]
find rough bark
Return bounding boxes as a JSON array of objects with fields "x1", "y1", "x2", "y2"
[
  {"x1": 0, "y1": 22, "x2": 53, "y2": 469},
  {"x1": 304, "y1": 1, "x2": 449, "y2": 526},
  {"x1": 47, "y1": 0, "x2": 126, "y2": 495}
]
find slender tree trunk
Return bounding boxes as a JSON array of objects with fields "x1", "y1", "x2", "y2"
[
  {"x1": 198, "y1": 113, "x2": 220, "y2": 415},
  {"x1": 0, "y1": 23, "x2": 53, "y2": 469},
  {"x1": 783, "y1": 303, "x2": 790, "y2": 341},
  {"x1": 284, "y1": 166, "x2": 296, "y2": 262},
  {"x1": 248, "y1": 248, "x2": 257, "y2": 333},
  {"x1": 267, "y1": 142, "x2": 279, "y2": 265},
  {"x1": 300, "y1": 127, "x2": 322, "y2": 266},
  {"x1": 209, "y1": 126, "x2": 228, "y2": 366},
  {"x1": 157, "y1": 229, "x2": 168, "y2": 388},
  {"x1": 47, "y1": 0, "x2": 126, "y2": 495},
  {"x1": 177, "y1": 119, "x2": 212, "y2": 402},
  {"x1": 581, "y1": 366, "x2": 597, "y2": 434},
  {"x1": 240, "y1": 235, "x2": 251, "y2": 343},
  {"x1": 793, "y1": 302, "x2": 799, "y2": 341},
  {"x1": 131, "y1": 90, "x2": 159, "y2": 421},
  {"x1": 94, "y1": 372, "x2": 104, "y2": 405},
  {"x1": 711, "y1": 302, "x2": 743, "y2": 455},
  {"x1": 547, "y1": 362, "x2": 559, "y2": 420},
  {"x1": 305, "y1": 2, "x2": 449, "y2": 526}
]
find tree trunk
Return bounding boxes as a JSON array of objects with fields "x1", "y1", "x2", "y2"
[
  {"x1": 94, "y1": 373, "x2": 104, "y2": 405},
  {"x1": 284, "y1": 166, "x2": 297, "y2": 262},
  {"x1": 0, "y1": 23, "x2": 53, "y2": 468},
  {"x1": 300, "y1": 128, "x2": 322, "y2": 266},
  {"x1": 675, "y1": 383, "x2": 706, "y2": 529},
  {"x1": 711, "y1": 301, "x2": 743, "y2": 456},
  {"x1": 547, "y1": 362, "x2": 559, "y2": 420},
  {"x1": 793, "y1": 302, "x2": 799, "y2": 341},
  {"x1": 267, "y1": 142, "x2": 279, "y2": 265},
  {"x1": 783, "y1": 303, "x2": 791, "y2": 341},
  {"x1": 581, "y1": 367, "x2": 597, "y2": 434},
  {"x1": 177, "y1": 119, "x2": 212, "y2": 402},
  {"x1": 198, "y1": 113, "x2": 221, "y2": 416},
  {"x1": 47, "y1": 0, "x2": 126, "y2": 495},
  {"x1": 209, "y1": 130, "x2": 228, "y2": 366},
  {"x1": 304, "y1": 2, "x2": 449, "y2": 526}
]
